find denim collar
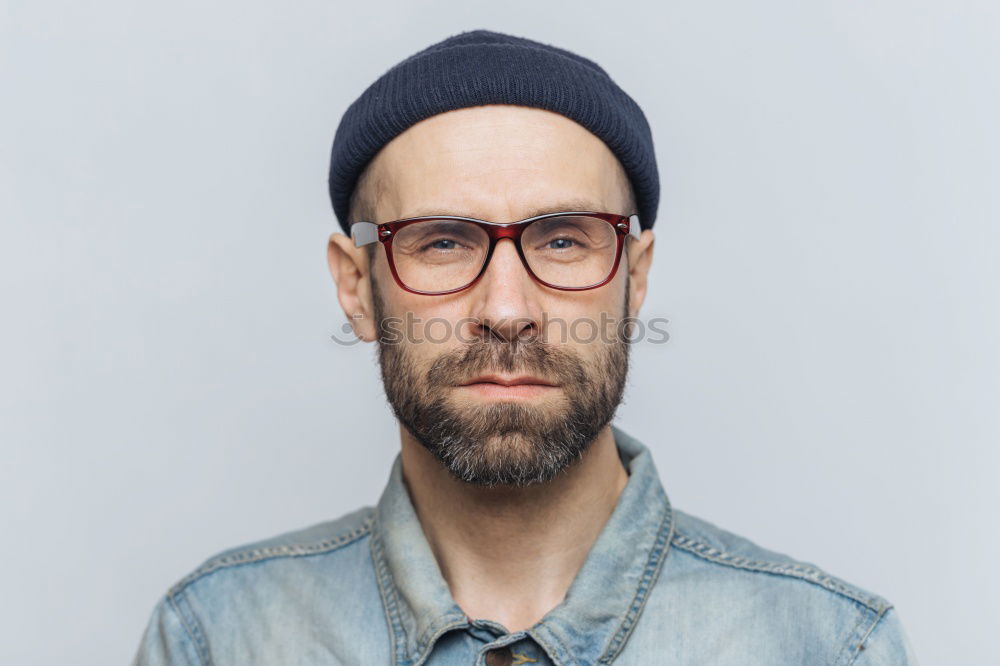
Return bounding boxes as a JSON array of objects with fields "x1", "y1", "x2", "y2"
[{"x1": 370, "y1": 425, "x2": 675, "y2": 666}]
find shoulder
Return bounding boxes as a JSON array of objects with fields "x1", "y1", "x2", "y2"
[
  {"x1": 135, "y1": 507, "x2": 384, "y2": 665},
  {"x1": 668, "y1": 507, "x2": 892, "y2": 613},
  {"x1": 650, "y1": 508, "x2": 915, "y2": 664},
  {"x1": 167, "y1": 504, "x2": 376, "y2": 599}
]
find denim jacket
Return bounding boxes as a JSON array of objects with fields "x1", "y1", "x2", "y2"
[{"x1": 133, "y1": 426, "x2": 917, "y2": 665}]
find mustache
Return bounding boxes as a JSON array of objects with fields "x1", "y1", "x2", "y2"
[{"x1": 425, "y1": 337, "x2": 589, "y2": 388}]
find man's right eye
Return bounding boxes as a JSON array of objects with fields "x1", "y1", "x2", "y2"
[{"x1": 419, "y1": 237, "x2": 468, "y2": 252}]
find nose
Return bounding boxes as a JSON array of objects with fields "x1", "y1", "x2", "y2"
[{"x1": 465, "y1": 238, "x2": 542, "y2": 343}]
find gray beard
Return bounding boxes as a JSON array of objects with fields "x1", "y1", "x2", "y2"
[{"x1": 372, "y1": 278, "x2": 631, "y2": 488}]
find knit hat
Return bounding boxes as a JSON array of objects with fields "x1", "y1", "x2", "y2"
[{"x1": 327, "y1": 29, "x2": 659, "y2": 234}]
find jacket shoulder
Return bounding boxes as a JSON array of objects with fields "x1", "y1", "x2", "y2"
[
  {"x1": 167, "y1": 504, "x2": 376, "y2": 598},
  {"x1": 669, "y1": 507, "x2": 892, "y2": 614}
]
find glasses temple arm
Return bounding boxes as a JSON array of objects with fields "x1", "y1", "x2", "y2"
[
  {"x1": 351, "y1": 222, "x2": 379, "y2": 247},
  {"x1": 628, "y1": 214, "x2": 641, "y2": 240}
]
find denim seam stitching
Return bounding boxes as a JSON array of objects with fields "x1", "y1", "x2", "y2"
[
  {"x1": 370, "y1": 523, "x2": 408, "y2": 666},
  {"x1": 832, "y1": 605, "x2": 877, "y2": 666},
  {"x1": 841, "y1": 605, "x2": 890, "y2": 666},
  {"x1": 533, "y1": 622, "x2": 577, "y2": 666},
  {"x1": 167, "y1": 513, "x2": 375, "y2": 597},
  {"x1": 670, "y1": 532, "x2": 890, "y2": 613},
  {"x1": 374, "y1": 512, "x2": 468, "y2": 666},
  {"x1": 411, "y1": 616, "x2": 473, "y2": 666},
  {"x1": 599, "y1": 490, "x2": 675, "y2": 664},
  {"x1": 371, "y1": 512, "x2": 475, "y2": 665},
  {"x1": 168, "y1": 589, "x2": 211, "y2": 666}
]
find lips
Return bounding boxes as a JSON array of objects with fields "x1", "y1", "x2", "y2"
[{"x1": 459, "y1": 374, "x2": 557, "y2": 387}]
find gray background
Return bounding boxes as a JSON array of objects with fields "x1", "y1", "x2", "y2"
[{"x1": 2, "y1": 1, "x2": 997, "y2": 664}]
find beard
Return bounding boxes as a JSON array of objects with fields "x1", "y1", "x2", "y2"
[{"x1": 372, "y1": 277, "x2": 632, "y2": 489}]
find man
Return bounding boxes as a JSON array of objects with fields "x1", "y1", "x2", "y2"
[{"x1": 133, "y1": 29, "x2": 917, "y2": 665}]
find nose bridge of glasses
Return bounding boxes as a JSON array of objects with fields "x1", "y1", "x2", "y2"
[
  {"x1": 475, "y1": 219, "x2": 532, "y2": 278},
  {"x1": 489, "y1": 221, "x2": 522, "y2": 241},
  {"x1": 482, "y1": 233, "x2": 532, "y2": 279}
]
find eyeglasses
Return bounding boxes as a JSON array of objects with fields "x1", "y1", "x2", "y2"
[{"x1": 351, "y1": 211, "x2": 641, "y2": 295}]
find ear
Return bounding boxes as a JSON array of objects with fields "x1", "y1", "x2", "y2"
[
  {"x1": 626, "y1": 229, "x2": 655, "y2": 318},
  {"x1": 326, "y1": 232, "x2": 377, "y2": 342}
]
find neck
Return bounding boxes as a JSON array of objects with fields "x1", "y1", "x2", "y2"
[{"x1": 398, "y1": 424, "x2": 630, "y2": 634}]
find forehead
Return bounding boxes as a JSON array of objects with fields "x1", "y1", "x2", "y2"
[{"x1": 368, "y1": 105, "x2": 630, "y2": 221}]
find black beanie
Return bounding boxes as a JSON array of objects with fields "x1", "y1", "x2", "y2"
[{"x1": 327, "y1": 29, "x2": 660, "y2": 234}]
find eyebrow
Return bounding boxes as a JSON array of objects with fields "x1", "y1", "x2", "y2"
[{"x1": 402, "y1": 198, "x2": 607, "y2": 221}]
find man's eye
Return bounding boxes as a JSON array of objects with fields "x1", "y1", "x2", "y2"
[
  {"x1": 548, "y1": 238, "x2": 575, "y2": 249},
  {"x1": 427, "y1": 238, "x2": 460, "y2": 250}
]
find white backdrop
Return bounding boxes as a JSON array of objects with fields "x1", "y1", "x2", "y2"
[{"x1": 2, "y1": 1, "x2": 997, "y2": 664}]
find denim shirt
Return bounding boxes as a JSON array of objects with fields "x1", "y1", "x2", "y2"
[{"x1": 133, "y1": 426, "x2": 918, "y2": 665}]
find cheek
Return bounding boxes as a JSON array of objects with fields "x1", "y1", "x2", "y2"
[
  {"x1": 380, "y1": 296, "x2": 473, "y2": 355},
  {"x1": 414, "y1": 316, "x2": 464, "y2": 348},
  {"x1": 537, "y1": 291, "x2": 627, "y2": 347},
  {"x1": 541, "y1": 319, "x2": 614, "y2": 350}
]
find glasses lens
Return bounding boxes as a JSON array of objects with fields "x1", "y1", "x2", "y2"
[
  {"x1": 522, "y1": 215, "x2": 619, "y2": 288},
  {"x1": 389, "y1": 219, "x2": 489, "y2": 292}
]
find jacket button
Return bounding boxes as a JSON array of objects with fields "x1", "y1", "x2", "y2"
[{"x1": 485, "y1": 646, "x2": 513, "y2": 666}]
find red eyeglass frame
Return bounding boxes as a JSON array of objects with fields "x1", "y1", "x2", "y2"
[{"x1": 351, "y1": 211, "x2": 641, "y2": 296}]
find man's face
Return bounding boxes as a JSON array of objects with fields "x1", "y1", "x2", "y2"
[{"x1": 352, "y1": 105, "x2": 651, "y2": 488}]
